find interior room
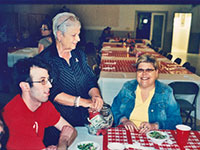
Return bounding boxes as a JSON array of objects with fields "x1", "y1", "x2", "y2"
[{"x1": 0, "y1": 0, "x2": 200, "y2": 149}]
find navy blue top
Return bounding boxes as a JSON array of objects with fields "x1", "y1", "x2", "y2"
[{"x1": 36, "y1": 43, "x2": 98, "y2": 126}]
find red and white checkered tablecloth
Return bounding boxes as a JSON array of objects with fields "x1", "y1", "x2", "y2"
[
  {"x1": 100, "y1": 60, "x2": 136, "y2": 72},
  {"x1": 101, "y1": 50, "x2": 164, "y2": 58},
  {"x1": 103, "y1": 43, "x2": 123, "y2": 48},
  {"x1": 102, "y1": 51, "x2": 136, "y2": 57},
  {"x1": 100, "y1": 59, "x2": 192, "y2": 74},
  {"x1": 159, "y1": 61, "x2": 192, "y2": 74},
  {"x1": 103, "y1": 127, "x2": 200, "y2": 150}
]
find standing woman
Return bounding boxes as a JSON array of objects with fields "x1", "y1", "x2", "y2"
[
  {"x1": 38, "y1": 20, "x2": 53, "y2": 53},
  {"x1": 37, "y1": 12, "x2": 103, "y2": 145}
]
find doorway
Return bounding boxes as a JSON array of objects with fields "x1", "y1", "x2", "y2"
[
  {"x1": 150, "y1": 13, "x2": 166, "y2": 49},
  {"x1": 136, "y1": 12, "x2": 166, "y2": 49},
  {"x1": 171, "y1": 13, "x2": 192, "y2": 53},
  {"x1": 136, "y1": 12, "x2": 151, "y2": 39}
]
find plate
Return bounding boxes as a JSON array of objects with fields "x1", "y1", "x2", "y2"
[
  {"x1": 76, "y1": 141, "x2": 100, "y2": 150},
  {"x1": 107, "y1": 142, "x2": 124, "y2": 150},
  {"x1": 146, "y1": 131, "x2": 169, "y2": 145}
]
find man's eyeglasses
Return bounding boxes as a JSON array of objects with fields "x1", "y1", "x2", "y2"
[
  {"x1": 136, "y1": 68, "x2": 155, "y2": 73},
  {"x1": 30, "y1": 78, "x2": 53, "y2": 85}
]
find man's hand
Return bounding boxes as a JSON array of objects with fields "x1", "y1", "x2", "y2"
[{"x1": 57, "y1": 125, "x2": 77, "y2": 150}]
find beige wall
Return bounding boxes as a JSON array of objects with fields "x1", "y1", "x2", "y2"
[
  {"x1": 1, "y1": 4, "x2": 198, "y2": 32},
  {"x1": 0, "y1": 4, "x2": 199, "y2": 52},
  {"x1": 67, "y1": 5, "x2": 199, "y2": 32}
]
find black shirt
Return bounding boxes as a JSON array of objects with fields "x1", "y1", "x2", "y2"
[{"x1": 36, "y1": 43, "x2": 98, "y2": 126}]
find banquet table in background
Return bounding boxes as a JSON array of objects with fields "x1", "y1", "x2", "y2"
[
  {"x1": 69, "y1": 127, "x2": 200, "y2": 150},
  {"x1": 8, "y1": 47, "x2": 38, "y2": 67},
  {"x1": 98, "y1": 42, "x2": 200, "y2": 120}
]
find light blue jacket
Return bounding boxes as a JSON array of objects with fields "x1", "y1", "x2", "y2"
[{"x1": 111, "y1": 80, "x2": 182, "y2": 129}]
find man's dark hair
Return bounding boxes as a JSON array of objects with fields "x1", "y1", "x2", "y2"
[{"x1": 13, "y1": 57, "x2": 51, "y2": 93}]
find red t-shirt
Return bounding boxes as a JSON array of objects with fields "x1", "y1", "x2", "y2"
[{"x1": 2, "y1": 94, "x2": 60, "y2": 150}]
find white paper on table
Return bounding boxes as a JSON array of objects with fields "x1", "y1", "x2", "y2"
[
  {"x1": 104, "y1": 62, "x2": 116, "y2": 65},
  {"x1": 102, "y1": 46, "x2": 111, "y2": 51},
  {"x1": 102, "y1": 67, "x2": 115, "y2": 70}
]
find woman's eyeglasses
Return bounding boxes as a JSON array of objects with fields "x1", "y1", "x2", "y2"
[{"x1": 136, "y1": 68, "x2": 155, "y2": 73}]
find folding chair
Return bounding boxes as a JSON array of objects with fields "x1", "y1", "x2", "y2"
[
  {"x1": 169, "y1": 81, "x2": 199, "y2": 129},
  {"x1": 174, "y1": 58, "x2": 182, "y2": 65},
  {"x1": 188, "y1": 66, "x2": 196, "y2": 74},
  {"x1": 166, "y1": 54, "x2": 173, "y2": 60},
  {"x1": 182, "y1": 62, "x2": 190, "y2": 69}
]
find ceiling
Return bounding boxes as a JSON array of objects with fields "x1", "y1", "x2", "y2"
[{"x1": 1, "y1": 0, "x2": 200, "y2": 5}]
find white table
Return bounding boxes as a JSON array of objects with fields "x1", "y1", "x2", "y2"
[
  {"x1": 69, "y1": 127, "x2": 103, "y2": 150},
  {"x1": 8, "y1": 47, "x2": 38, "y2": 67}
]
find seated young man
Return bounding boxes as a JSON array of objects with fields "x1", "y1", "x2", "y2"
[{"x1": 2, "y1": 57, "x2": 77, "y2": 149}]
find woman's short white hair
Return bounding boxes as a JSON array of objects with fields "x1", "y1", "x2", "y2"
[{"x1": 52, "y1": 12, "x2": 81, "y2": 39}]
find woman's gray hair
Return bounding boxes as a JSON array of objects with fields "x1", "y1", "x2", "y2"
[
  {"x1": 52, "y1": 12, "x2": 81, "y2": 39},
  {"x1": 136, "y1": 54, "x2": 159, "y2": 70}
]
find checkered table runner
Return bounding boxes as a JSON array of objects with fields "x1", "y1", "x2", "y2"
[
  {"x1": 160, "y1": 61, "x2": 192, "y2": 74},
  {"x1": 103, "y1": 43, "x2": 123, "y2": 47},
  {"x1": 102, "y1": 51, "x2": 136, "y2": 57},
  {"x1": 101, "y1": 50, "x2": 164, "y2": 58},
  {"x1": 103, "y1": 127, "x2": 200, "y2": 150}
]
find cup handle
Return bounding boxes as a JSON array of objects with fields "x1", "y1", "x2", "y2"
[{"x1": 87, "y1": 118, "x2": 91, "y2": 123}]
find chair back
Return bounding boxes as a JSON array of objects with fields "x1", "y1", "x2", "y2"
[
  {"x1": 166, "y1": 54, "x2": 173, "y2": 60},
  {"x1": 153, "y1": 47, "x2": 159, "y2": 52},
  {"x1": 174, "y1": 58, "x2": 182, "y2": 65},
  {"x1": 168, "y1": 82, "x2": 199, "y2": 106},
  {"x1": 188, "y1": 66, "x2": 196, "y2": 74},
  {"x1": 182, "y1": 62, "x2": 190, "y2": 69},
  {"x1": 158, "y1": 50, "x2": 163, "y2": 54},
  {"x1": 162, "y1": 51, "x2": 167, "y2": 57}
]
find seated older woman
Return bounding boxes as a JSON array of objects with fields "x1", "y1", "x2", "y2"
[{"x1": 111, "y1": 54, "x2": 182, "y2": 133}]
